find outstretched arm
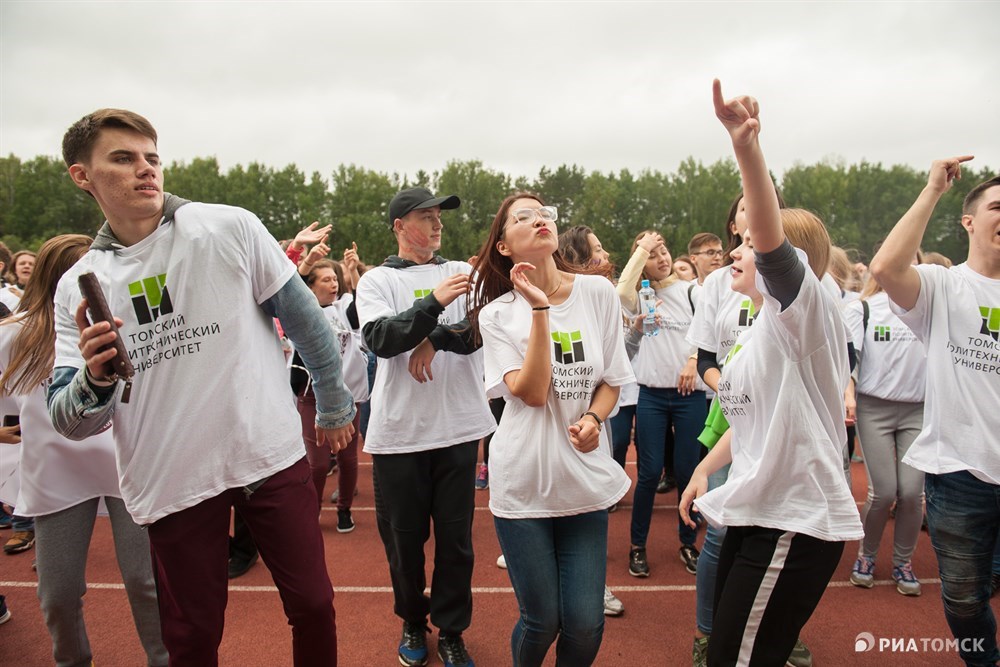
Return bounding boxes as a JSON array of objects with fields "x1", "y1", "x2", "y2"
[
  {"x1": 712, "y1": 79, "x2": 783, "y2": 255},
  {"x1": 870, "y1": 156, "x2": 974, "y2": 311}
]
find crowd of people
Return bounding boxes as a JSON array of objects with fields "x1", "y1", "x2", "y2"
[{"x1": 0, "y1": 80, "x2": 998, "y2": 667}]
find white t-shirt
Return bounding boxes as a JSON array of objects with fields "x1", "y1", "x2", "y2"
[
  {"x1": 321, "y1": 295, "x2": 370, "y2": 403},
  {"x1": 481, "y1": 275, "x2": 634, "y2": 518},
  {"x1": 687, "y1": 267, "x2": 756, "y2": 366},
  {"x1": 695, "y1": 250, "x2": 863, "y2": 542},
  {"x1": 54, "y1": 204, "x2": 306, "y2": 524},
  {"x1": 631, "y1": 280, "x2": 706, "y2": 391},
  {"x1": 356, "y1": 260, "x2": 495, "y2": 454},
  {"x1": 0, "y1": 319, "x2": 121, "y2": 517},
  {"x1": 891, "y1": 263, "x2": 1000, "y2": 484},
  {"x1": 844, "y1": 292, "x2": 925, "y2": 403},
  {"x1": 0, "y1": 391, "x2": 21, "y2": 507},
  {"x1": 0, "y1": 285, "x2": 21, "y2": 312}
]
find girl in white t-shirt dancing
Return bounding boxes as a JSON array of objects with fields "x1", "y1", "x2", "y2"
[
  {"x1": 471, "y1": 193, "x2": 633, "y2": 666},
  {"x1": 844, "y1": 266, "x2": 927, "y2": 595},
  {"x1": 680, "y1": 81, "x2": 863, "y2": 666}
]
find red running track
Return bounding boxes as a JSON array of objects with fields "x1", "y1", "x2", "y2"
[{"x1": 1, "y1": 455, "x2": 997, "y2": 666}]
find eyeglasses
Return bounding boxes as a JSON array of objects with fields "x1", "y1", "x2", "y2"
[
  {"x1": 692, "y1": 249, "x2": 724, "y2": 258},
  {"x1": 510, "y1": 206, "x2": 558, "y2": 225}
]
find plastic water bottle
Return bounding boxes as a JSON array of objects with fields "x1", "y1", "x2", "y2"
[{"x1": 639, "y1": 279, "x2": 658, "y2": 337}]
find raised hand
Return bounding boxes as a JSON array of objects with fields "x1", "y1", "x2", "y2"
[
  {"x1": 342, "y1": 242, "x2": 359, "y2": 272},
  {"x1": 305, "y1": 241, "x2": 330, "y2": 265},
  {"x1": 637, "y1": 232, "x2": 665, "y2": 254},
  {"x1": 432, "y1": 273, "x2": 472, "y2": 307},
  {"x1": 509, "y1": 262, "x2": 548, "y2": 309},
  {"x1": 712, "y1": 79, "x2": 760, "y2": 146},
  {"x1": 294, "y1": 221, "x2": 333, "y2": 249},
  {"x1": 927, "y1": 156, "x2": 975, "y2": 195}
]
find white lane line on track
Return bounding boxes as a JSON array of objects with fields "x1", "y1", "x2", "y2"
[{"x1": 0, "y1": 578, "x2": 941, "y2": 593}]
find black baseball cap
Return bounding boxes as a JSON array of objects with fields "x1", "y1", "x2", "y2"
[{"x1": 387, "y1": 187, "x2": 460, "y2": 227}]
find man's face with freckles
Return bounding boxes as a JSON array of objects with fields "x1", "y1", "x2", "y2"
[
  {"x1": 68, "y1": 127, "x2": 163, "y2": 223},
  {"x1": 395, "y1": 205, "x2": 443, "y2": 254}
]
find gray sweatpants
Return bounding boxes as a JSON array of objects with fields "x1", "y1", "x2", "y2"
[
  {"x1": 34, "y1": 496, "x2": 167, "y2": 667},
  {"x1": 856, "y1": 393, "x2": 925, "y2": 565}
]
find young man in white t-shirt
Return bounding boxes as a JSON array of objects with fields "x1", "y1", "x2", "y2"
[
  {"x1": 47, "y1": 109, "x2": 357, "y2": 666},
  {"x1": 687, "y1": 232, "x2": 725, "y2": 286},
  {"x1": 871, "y1": 159, "x2": 1000, "y2": 667},
  {"x1": 355, "y1": 188, "x2": 495, "y2": 667}
]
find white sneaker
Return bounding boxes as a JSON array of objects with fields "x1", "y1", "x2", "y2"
[
  {"x1": 496, "y1": 554, "x2": 507, "y2": 569},
  {"x1": 603, "y1": 586, "x2": 624, "y2": 616}
]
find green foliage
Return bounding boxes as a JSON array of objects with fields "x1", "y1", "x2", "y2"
[{"x1": 1, "y1": 153, "x2": 993, "y2": 269}]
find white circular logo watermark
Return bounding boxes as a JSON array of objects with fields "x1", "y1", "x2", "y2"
[{"x1": 855, "y1": 632, "x2": 876, "y2": 652}]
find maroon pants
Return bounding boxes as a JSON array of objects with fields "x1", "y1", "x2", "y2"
[
  {"x1": 146, "y1": 457, "x2": 336, "y2": 667},
  {"x1": 298, "y1": 390, "x2": 360, "y2": 512}
]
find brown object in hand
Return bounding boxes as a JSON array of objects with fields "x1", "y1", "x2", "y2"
[{"x1": 78, "y1": 272, "x2": 134, "y2": 381}]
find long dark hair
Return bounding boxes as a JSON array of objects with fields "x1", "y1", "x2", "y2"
[
  {"x1": 1, "y1": 235, "x2": 92, "y2": 395},
  {"x1": 557, "y1": 225, "x2": 615, "y2": 279},
  {"x1": 468, "y1": 192, "x2": 574, "y2": 339}
]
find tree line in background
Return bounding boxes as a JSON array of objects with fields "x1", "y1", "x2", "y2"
[{"x1": 1, "y1": 154, "x2": 992, "y2": 267}]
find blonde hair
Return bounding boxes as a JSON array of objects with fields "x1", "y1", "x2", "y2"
[{"x1": 780, "y1": 209, "x2": 830, "y2": 280}]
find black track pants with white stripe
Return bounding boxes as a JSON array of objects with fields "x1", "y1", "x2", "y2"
[{"x1": 708, "y1": 526, "x2": 844, "y2": 667}]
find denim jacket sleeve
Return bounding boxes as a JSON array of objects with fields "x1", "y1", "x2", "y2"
[
  {"x1": 264, "y1": 275, "x2": 356, "y2": 429},
  {"x1": 46, "y1": 366, "x2": 116, "y2": 440}
]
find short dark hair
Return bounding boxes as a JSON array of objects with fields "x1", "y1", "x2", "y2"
[
  {"x1": 688, "y1": 232, "x2": 722, "y2": 255},
  {"x1": 963, "y1": 175, "x2": 1000, "y2": 215},
  {"x1": 62, "y1": 109, "x2": 158, "y2": 166}
]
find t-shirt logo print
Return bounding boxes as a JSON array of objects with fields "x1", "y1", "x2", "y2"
[
  {"x1": 873, "y1": 325, "x2": 891, "y2": 342},
  {"x1": 129, "y1": 274, "x2": 173, "y2": 325},
  {"x1": 551, "y1": 330, "x2": 585, "y2": 364},
  {"x1": 414, "y1": 289, "x2": 433, "y2": 299},
  {"x1": 738, "y1": 299, "x2": 756, "y2": 327},
  {"x1": 980, "y1": 306, "x2": 1000, "y2": 342}
]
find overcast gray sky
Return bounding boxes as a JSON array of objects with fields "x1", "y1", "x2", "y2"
[{"x1": 2, "y1": 1, "x2": 997, "y2": 182}]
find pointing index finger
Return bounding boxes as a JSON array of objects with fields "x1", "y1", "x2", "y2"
[{"x1": 712, "y1": 79, "x2": 725, "y2": 112}]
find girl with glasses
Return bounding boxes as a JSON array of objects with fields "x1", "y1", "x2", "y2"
[{"x1": 470, "y1": 193, "x2": 633, "y2": 666}]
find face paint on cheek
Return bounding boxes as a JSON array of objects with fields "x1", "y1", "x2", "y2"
[{"x1": 403, "y1": 228, "x2": 431, "y2": 248}]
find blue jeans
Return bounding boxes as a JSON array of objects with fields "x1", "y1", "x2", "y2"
[
  {"x1": 925, "y1": 471, "x2": 1000, "y2": 667},
  {"x1": 631, "y1": 386, "x2": 707, "y2": 547},
  {"x1": 494, "y1": 511, "x2": 607, "y2": 667},
  {"x1": 695, "y1": 463, "x2": 730, "y2": 635},
  {"x1": 609, "y1": 404, "x2": 636, "y2": 468},
  {"x1": 12, "y1": 514, "x2": 34, "y2": 532}
]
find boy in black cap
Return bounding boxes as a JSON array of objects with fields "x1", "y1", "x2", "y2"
[{"x1": 355, "y1": 188, "x2": 495, "y2": 667}]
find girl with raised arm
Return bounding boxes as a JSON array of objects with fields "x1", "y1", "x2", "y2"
[{"x1": 679, "y1": 81, "x2": 862, "y2": 666}]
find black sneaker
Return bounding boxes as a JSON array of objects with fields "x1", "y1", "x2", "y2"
[
  {"x1": 680, "y1": 544, "x2": 699, "y2": 575},
  {"x1": 337, "y1": 509, "x2": 355, "y2": 533},
  {"x1": 629, "y1": 547, "x2": 650, "y2": 578},
  {"x1": 398, "y1": 621, "x2": 429, "y2": 666},
  {"x1": 656, "y1": 473, "x2": 676, "y2": 494},
  {"x1": 227, "y1": 552, "x2": 258, "y2": 579},
  {"x1": 437, "y1": 633, "x2": 474, "y2": 667}
]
